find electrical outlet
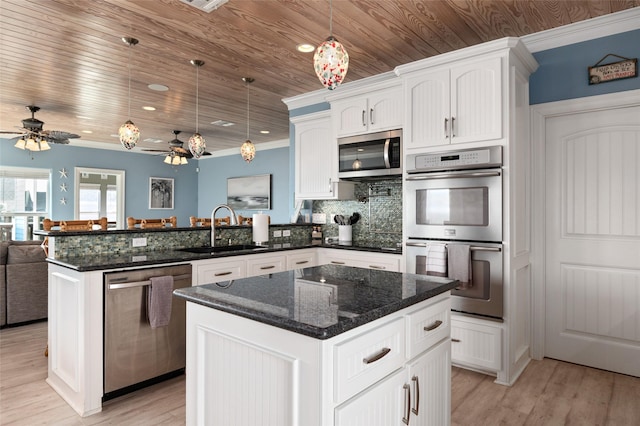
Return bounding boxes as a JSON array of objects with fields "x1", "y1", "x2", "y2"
[
  {"x1": 312, "y1": 213, "x2": 326, "y2": 224},
  {"x1": 132, "y1": 237, "x2": 147, "y2": 247},
  {"x1": 273, "y1": 230, "x2": 282, "y2": 238},
  {"x1": 282, "y1": 230, "x2": 291, "y2": 237}
]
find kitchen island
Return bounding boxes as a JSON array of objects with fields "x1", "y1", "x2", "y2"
[{"x1": 174, "y1": 264, "x2": 457, "y2": 426}]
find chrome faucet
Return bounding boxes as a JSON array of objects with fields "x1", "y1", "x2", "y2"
[{"x1": 211, "y1": 204, "x2": 238, "y2": 247}]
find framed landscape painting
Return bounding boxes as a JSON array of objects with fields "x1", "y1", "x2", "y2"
[
  {"x1": 227, "y1": 174, "x2": 271, "y2": 210},
  {"x1": 149, "y1": 177, "x2": 174, "y2": 209}
]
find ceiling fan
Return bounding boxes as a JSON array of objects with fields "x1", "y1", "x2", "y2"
[
  {"x1": 1, "y1": 105, "x2": 80, "y2": 151},
  {"x1": 143, "y1": 130, "x2": 211, "y2": 164}
]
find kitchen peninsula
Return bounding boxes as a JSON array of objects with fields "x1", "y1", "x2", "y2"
[{"x1": 174, "y1": 264, "x2": 457, "y2": 426}]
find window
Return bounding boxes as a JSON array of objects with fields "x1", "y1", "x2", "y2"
[
  {"x1": 78, "y1": 184, "x2": 101, "y2": 219},
  {"x1": 0, "y1": 166, "x2": 50, "y2": 241}
]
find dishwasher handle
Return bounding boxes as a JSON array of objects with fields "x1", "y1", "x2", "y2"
[{"x1": 108, "y1": 273, "x2": 192, "y2": 290}]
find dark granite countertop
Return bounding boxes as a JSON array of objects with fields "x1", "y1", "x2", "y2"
[
  {"x1": 173, "y1": 264, "x2": 457, "y2": 340},
  {"x1": 47, "y1": 241, "x2": 402, "y2": 271}
]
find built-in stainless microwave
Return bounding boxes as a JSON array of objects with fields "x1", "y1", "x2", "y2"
[{"x1": 338, "y1": 129, "x2": 402, "y2": 179}]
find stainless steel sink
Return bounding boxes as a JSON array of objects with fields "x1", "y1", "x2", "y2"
[{"x1": 179, "y1": 244, "x2": 267, "y2": 254}]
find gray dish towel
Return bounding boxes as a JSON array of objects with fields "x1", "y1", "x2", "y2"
[
  {"x1": 447, "y1": 244, "x2": 472, "y2": 286},
  {"x1": 147, "y1": 275, "x2": 174, "y2": 328}
]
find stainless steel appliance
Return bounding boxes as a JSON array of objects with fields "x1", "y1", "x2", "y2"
[
  {"x1": 405, "y1": 146, "x2": 504, "y2": 319},
  {"x1": 405, "y1": 145, "x2": 502, "y2": 242},
  {"x1": 103, "y1": 264, "x2": 192, "y2": 400},
  {"x1": 406, "y1": 240, "x2": 503, "y2": 319},
  {"x1": 338, "y1": 129, "x2": 402, "y2": 179}
]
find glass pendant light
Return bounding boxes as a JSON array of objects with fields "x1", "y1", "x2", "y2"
[
  {"x1": 240, "y1": 77, "x2": 256, "y2": 163},
  {"x1": 119, "y1": 37, "x2": 140, "y2": 149},
  {"x1": 313, "y1": 0, "x2": 349, "y2": 90},
  {"x1": 188, "y1": 60, "x2": 206, "y2": 158}
]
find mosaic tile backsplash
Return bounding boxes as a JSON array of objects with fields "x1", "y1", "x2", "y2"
[{"x1": 313, "y1": 179, "x2": 403, "y2": 248}]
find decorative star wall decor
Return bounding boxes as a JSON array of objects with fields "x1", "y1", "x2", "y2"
[
  {"x1": 60, "y1": 183, "x2": 67, "y2": 192},
  {"x1": 59, "y1": 168, "x2": 68, "y2": 179},
  {"x1": 60, "y1": 197, "x2": 67, "y2": 205}
]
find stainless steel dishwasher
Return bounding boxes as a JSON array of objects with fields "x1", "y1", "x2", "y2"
[{"x1": 103, "y1": 263, "x2": 192, "y2": 400}]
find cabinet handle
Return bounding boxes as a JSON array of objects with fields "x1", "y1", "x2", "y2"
[
  {"x1": 444, "y1": 118, "x2": 449, "y2": 138},
  {"x1": 214, "y1": 271, "x2": 232, "y2": 277},
  {"x1": 295, "y1": 260, "x2": 309, "y2": 265},
  {"x1": 451, "y1": 338, "x2": 461, "y2": 343},
  {"x1": 330, "y1": 260, "x2": 346, "y2": 265},
  {"x1": 362, "y1": 110, "x2": 366, "y2": 127},
  {"x1": 423, "y1": 319, "x2": 443, "y2": 332},
  {"x1": 402, "y1": 384, "x2": 411, "y2": 425},
  {"x1": 368, "y1": 265, "x2": 385, "y2": 270},
  {"x1": 411, "y1": 375, "x2": 420, "y2": 415},
  {"x1": 362, "y1": 347, "x2": 391, "y2": 364},
  {"x1": 369, "y1": 108, "x2": 374, "y2": 125},
  {"x1": 260, "y1": 265, "x2": 275, "y2": 270},
  {"x1": 451, "y1": 116, "x2": 455, "y2": 137}
]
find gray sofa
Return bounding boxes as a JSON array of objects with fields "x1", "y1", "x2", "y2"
[{"x1": 0, "y1": 240, "x2": 48, "y2": 327}]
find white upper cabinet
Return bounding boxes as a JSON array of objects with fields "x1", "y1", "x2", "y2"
[
  {"x1": 403, "y1": 57, "x2": 502, "y2": 150},
  {"x1": 331, "y1": 85, "x2": 403, "y2": 137},
  {"x1": 291, "y1": 110, "x2": 354, "y2": 200}
]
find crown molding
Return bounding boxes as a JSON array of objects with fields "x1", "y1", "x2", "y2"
[{"x1": 522, "y1": 7, "x2": 640, "y2": 52}]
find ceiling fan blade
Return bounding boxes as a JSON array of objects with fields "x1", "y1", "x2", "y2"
[
  {"x1": 46, "y1": 130, "x2": 80, "y2": 140},
  {"x1": 142, "y1": 148, "x2": 171, "y2": 153}
]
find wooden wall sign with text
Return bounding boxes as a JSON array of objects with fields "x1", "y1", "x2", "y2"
[{"x1": 589, "y1": 54, "x2": 637, "y2": 85}]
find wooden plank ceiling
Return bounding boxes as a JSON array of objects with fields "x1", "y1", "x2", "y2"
[{"x1": 1, "y1": 0, "x2": 637, "y2": 155}]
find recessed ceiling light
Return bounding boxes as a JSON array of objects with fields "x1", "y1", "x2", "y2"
[
  {"x1": 110, "y1": 134, "x2": 120, "y2": 138},
  {"x1": 76, "y1": 115, "x2": 93, "y2": 120},
  {"x1": 148, "y1": 84, "x2": 169, "y2": 91},
  {"x1": 297, "y1": 43, "x2": 315, "y2": 53},
  {"x1": 211, "y1": 119, "x2": 235, "y2": 127},
  {"x1": 143, "y1": 138, "x2": 164, "y2": 143},
  {"x1": 142, "y1": 106, "x2": 156, "y2": 111},
  {"x1": 260, "y1": 130, "x2": 270, "y2": 134},
  {"x1": 81, "y1": 130, "x2": 93, "y2": 134}
]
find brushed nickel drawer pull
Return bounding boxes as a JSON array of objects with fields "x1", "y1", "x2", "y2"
[
  {"x1": 214, "y1": 271, "x2": 232, "y2": 277},
  {"x1": 423, "y1": 320, "x2": 443, "y2": 332},
  {"x1": 411, "y1": 375, "x2": 420, "y2": 415},
  {"x1": 260, "y1": 265, "x2": 275, "y2": 270},
  {"x1": 368, "y1": 265, "x2": 385, "y2": 270},
  {"x1": 295, "y1": 260, "x2": 309, "y2": 265},
  {"x1": 363, "y1": 347, "x2": 391, "y2": 364},
  {"x1": 330, "y1": 261, "x2": 346, "y2": 265},
  {"x1": 451, "y1": 338, "x2": 461, "y2": 343}
]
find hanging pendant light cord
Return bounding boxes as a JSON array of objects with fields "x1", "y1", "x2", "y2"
[
  {"x1": 246, "y1": 81, "x2": 250, "y2": 140},
  {"x1": 329, "y1": 0, "x2": 333, "y2": 36},
  {"x1": 195, "y1": 65, "x2": 199, "y2": 133},
  {"x1": 127, "y1": 42, "x2": 132, "y2": 119}
]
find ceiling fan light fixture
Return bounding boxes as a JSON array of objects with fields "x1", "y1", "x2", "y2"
[
  {"x1": 119, "y1": 37, "x2": 140, "y2": 150},
  {"x1": 39, "y1": 139, "x2": 51, "y2": 151},
  {"x1": 313, "y1": 0, "x2": 349, "y2": 90},
  {"x1": 189, "y1": 59, "x2": 207, "y2": 158},
  {"x1": 14, "y1": 138, "x2": 26, "y2": 150}
]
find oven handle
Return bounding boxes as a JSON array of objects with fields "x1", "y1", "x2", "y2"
[
  {"x1": 406, "y1": 242, "x2": 501, "y2": 252},
  {"x1": 405, "y1": 170, "x2": 501, "y2": 180}
]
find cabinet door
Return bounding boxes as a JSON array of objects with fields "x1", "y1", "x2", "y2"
[
  {"x1": 286, "y1": 249, "x2": 317, "y2": 270},
  {"x1": 195, "y1": 258, "x2": 246, "y2": 285},
  {"x1": 294, "y1": 112, "x2": 336, "y2": 199},
  {"x1": 407, "y1": 339, "x2": 451, "y2": 426},
  {"x1": 367, "y1": 87, "x2": 403, "y2": 133},
  {"x1": 404, "y1": 69, "x2": 450, "y2": 150},
  {"x1": 335, "y1": 368, "x2": 408, "y2": 426},
  {"x1": 451, "y1": 316, "x2": 502, "y2": 371},
  {"x1": 332, "y1": 97, "x2": 369, "y2": 137},
  {"x1": 450, "y1": 57, "x2": 502, "y2": 144}
]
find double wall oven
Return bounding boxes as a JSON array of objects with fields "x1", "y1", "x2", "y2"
[{"x1": 404, "y1": 146, "x2": 504, "y2": 320}]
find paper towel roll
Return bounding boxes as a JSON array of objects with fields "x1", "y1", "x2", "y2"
[{"x1": 252, "y1": 213, "x2": 269, "y2": 244}]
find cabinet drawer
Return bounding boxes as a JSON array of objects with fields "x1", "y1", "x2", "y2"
[
  {"x1": 406, "y1": 298, "x2": 451, "y2": 359},
  {"x1": 246, "y1": 254, "x2": 286, "y2": 276},
  {"x1": 286, "y1": 250, "x2": 317, "y2": 270},
  {"x1": 451, "y1": 317, "x2": 502, "y2": 371},
  {"x1": 196, "y1": 259, "x2": 245, "y2": 284},
  {"x1": 334, "y1": 317, "x2": 405, "y2": 404}
]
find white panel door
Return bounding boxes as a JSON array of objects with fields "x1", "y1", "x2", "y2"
[{"x1": 545, "y1": 105, "x2": 640, "y2": 377}]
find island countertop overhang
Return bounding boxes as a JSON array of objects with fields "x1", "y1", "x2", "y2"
[{"x1": 173, "y1": 264, "x2": 458, "y2": 340}]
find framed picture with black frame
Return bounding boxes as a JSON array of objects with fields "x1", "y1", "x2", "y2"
[{"x1": 149, "y1": 177, "x2": 174, "y2": 209}]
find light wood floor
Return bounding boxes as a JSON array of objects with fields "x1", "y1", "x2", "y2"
[{"x1": 1, "y1": 322, "x2": 639, "y2": 425}]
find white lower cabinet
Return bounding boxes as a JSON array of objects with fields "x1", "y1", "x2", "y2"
[
  {"x1": 318, "y1": 248, "x2": 402, "y2": 272},
  {"x1": 246, "y1": 253, "x2": 286, "y2": 276},
  {"x1": 450, "y1": 314, "x2": 502, "y2": 372},
  {"x1": 286, "y1": 248, "x2": 317, "y2": 269},
  {"x1": 185, "y1": 292, "x2": 452, "y2": 426},
  {"x1": 335, "y1": 339, "x2": 451, "y2": 426},
  {"x1": 194, "y1": 257, "x2": 246, "y2": 284}
]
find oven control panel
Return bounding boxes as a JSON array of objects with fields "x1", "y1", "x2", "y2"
[{"x1": 407, "y1": 145, "x2": 502, "y2": 172}]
